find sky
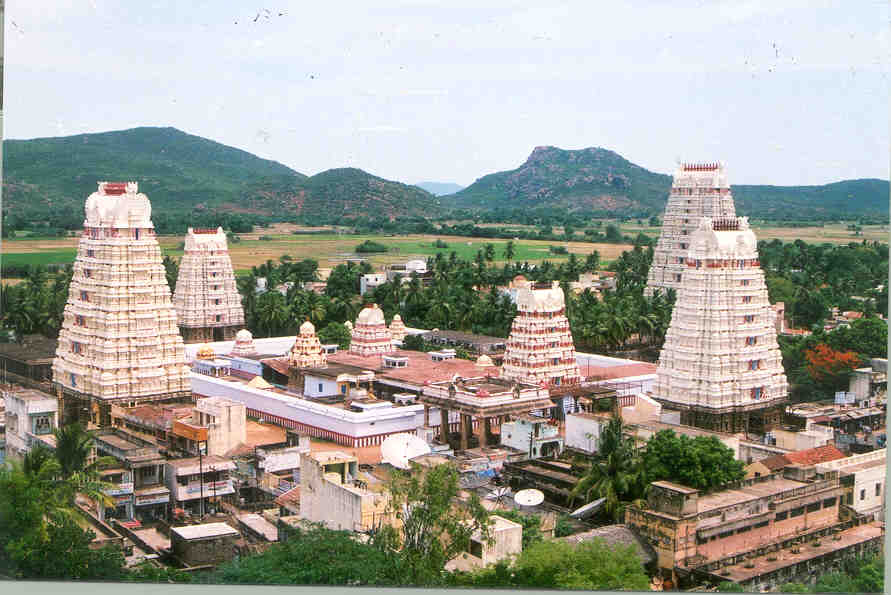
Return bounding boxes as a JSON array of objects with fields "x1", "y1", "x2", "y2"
[{"x1": 4, "y1": 1, "x2": 889, "y2": 187}]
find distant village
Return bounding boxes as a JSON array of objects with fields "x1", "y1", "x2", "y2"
[{"x1": 0, "y1": 165, "x2": 885, "y2": 590}]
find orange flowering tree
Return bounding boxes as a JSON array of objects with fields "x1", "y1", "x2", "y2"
[{"x1": 804, "y1": 343, "x2": 863, "y2": 395}]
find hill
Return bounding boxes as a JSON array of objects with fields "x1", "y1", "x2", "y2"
[
  {"x1": 2, "y1": 127, "x2": 440, "y2": 229},
  {"x1": 447, "y1": 146, "x2": 889, "y2": 218},
  {"x1": 414, "y1": 181, "x2": 465, "y2": 196}
]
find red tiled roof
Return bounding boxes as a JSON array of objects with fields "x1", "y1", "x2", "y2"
[
  {"x1": 756, "y1": 445, "x2": 846, "y2": 471},
  {"x1": 275, "y1": 486, "x2": 300, "y2": 508},
  {"x1": 328, "y1": 349, "x2": 486, "y2": 384}
]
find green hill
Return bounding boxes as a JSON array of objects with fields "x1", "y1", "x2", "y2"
[{"x1": 446, "y1": 146, "x2": 889, "y2": 219}]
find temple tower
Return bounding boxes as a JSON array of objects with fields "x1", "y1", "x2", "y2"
[
  {"x1": 349, "y1": 304, "x2": 394, "y2": 356},
  {"x1": 501, "y1": 280, "x2": 581, "y2": 387},
  {"x1": 388, "y1": 314, "x2": 407, "y2": 343},
  {"x1": 650, "y1": 217, "x2": 788, "y2": 435},
  {"x1": 173, "y1": 227, "x2": 244, "y2": 343},
  {"x1": 229, "y1": 329, "x2": 258, "y2": 358},
  {"x1": 645, "y1": 162, "x2": 736, "y2": 296},
  {"x1": 53, "y1": 182, "x2": 191, "y2": 427},
  {"x1": 289, "y1": 320, "x2": 327, "y2": 368}
]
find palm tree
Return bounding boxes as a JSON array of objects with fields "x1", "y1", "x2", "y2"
[
  {"x1": 53, "y1": 423, "x2": 94, "y2": 478},
  {"x1": 504, "y1": 240, "x2": 516, "y2": 263},
  {"x1": 570, "y1": 414, "x2": 646, "y2": 522}
]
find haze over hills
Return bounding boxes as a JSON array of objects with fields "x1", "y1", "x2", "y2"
[
  {"x1": 414, "y1": 181, "x2": 465, "y2": 196},
  {"x1": 447, "y1": 146, "x2": 889, "y2": 218}
]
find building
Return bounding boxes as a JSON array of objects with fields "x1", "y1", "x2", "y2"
[
  {"x1": 645, "y1": 162, "x2": 736, "y2": 296},
  {"x1": 420, "y1": 330, "x2": 507, "y2": 355},
  {"x1": 172, "y1": 397, "x2": 247, "y2": 457},
  {"x1": 446, "y1": 515, "x2": 523, "y2": 572},
  {"x1": 92, "y1": 428, "x2": 170, "y2": 522},
  {"x1": 386, "y1": 259, "x2": 427, "y2": 282},
  {"x1": 109, "y1": 401, "x2": 194, "y2": 451},
  {"x1": 3, "y1": 389, "x2": 58, "y2": 459},
  {"x1": 848, "y1": 358, "x2": 887, "y2": 403},
  {"x1": 288, "y1": 320, "x2": 327, "y2": 369},
  {"x1": 173, "y1": 227, "x2": 245, "y2": 343},
  {"x1": 229, "y1": 329, "x2": 258, "y2": 358},
  {"x1": 166, "y1": 455, "x2": 237, "y2": 515},
  {"x1": 501, "y1": 279, "x2": 581, "y2": 388},
  {"x1": 360, "y1": 273, "x2": 387, "y2": 296},
  {"x1": 499, "y1": 414, "x2": 564, "y2": 458},
  {"x1": 170, "y1": 522, "x2": 240, "y2": 567},
  {"x1": 0, "y1": 335, "x2": 58, "y2": 389},
  {"x1": 625, "y1": 468, "x2": 848, "y2": 588},
  {"x1": 349, "y1": 304, "x2": 394, "y2": 356},
  {"x1": 816, "y1": 448, "x2": 886, "y2": 522},
  {"x1": 650, "y1": 217, "x2": 788, "y2": 434},
  {"x1": 744, "y1": 444, "x2": 846, "y2": 479},
  {"x1": 52, "y1": 182, "x2": 191, "y2": 427},
  {"x1": 299, "y1": 451, "x2": 392, "y2": 532}
]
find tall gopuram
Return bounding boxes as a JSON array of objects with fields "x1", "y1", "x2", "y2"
[
  {"x1": 348, "y1": 304, "x2": 394, "y2": 357},
  {"x1": 289, "y1": 320, "x2": 327, "y2": 368},
  {"x1": 173, "y1": 226, "x2": 244, "y2": 343},
  {"x1": 501, "y1": 280, "x2": 581, "y2": 387},
  {"x1": 649, "y1": 216, "x2": 788, "y2": 435},
  {"x1": 645, "y1": 162, "x2": 736, "y2": 296},
  {"x1": 53, "y1": 182, "x2": 191, "y2": 427}
]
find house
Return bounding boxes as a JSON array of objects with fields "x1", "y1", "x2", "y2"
[
  {"x1": 170, "y1": 522, "x2": 240, "y2": 567},
  {"x1": 3, "y1": 388, "x2": 58, "y2": 460},
  {"x1": 816, "y1": 448, "x2": 886, "y2": 522},
  {"x1": 744, "y1": 444, "x2": 846, "y2": 479},
  {"x1": 500, "y1": 415, "x2": 564, "y2": 459},
  {"x1": 166, "y1": 455, "x2": 237, "y2": 516},
  {"x1": 445, "y1": 515, "x2": 522, "y2": 572},
  {"x1": 93, "y1": 428, "x2": 170, "y2": 522}
]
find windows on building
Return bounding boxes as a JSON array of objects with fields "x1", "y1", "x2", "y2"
[
  {"x1": 775, "y1": 511, "x2": 788, "y2": 521},
  {"x1": 806, "y1": 502, "x2": 820, "y2": 513},
  {"x1": 749, "y1": 360, "x2": 760, "y2": 371},
  {"x1": 80, "y1": 290, "x2": 89, "y2": 302},
  {"x1": 789, "y1": 507, "x2": 804, "y2": 518},
  {"x1": 751, "y1": 386, "x2": 763, "y2": 399},
  {"x1": 744, "y1": 314, "x2": 755, "y2": 323},
  {"x1": 746, "y1": 336, "x2": 757, "y2": 346},
  {"x1": 742, "y1": 296, "x2": 752, "y2": 303},
  {"x1": 675, "y1": 274, "x2": 682, "y2": 282},
  {"x1": 70, "y1": 373, "x2": 77, "y2": 387},
  {"x1": 72, "y1": 342, "x2": 82, "y2": 354},
  {"x1": 215, "y1": 314, "x2": 222, "y2": 322},
  {"x1": 861, "y1": 489, "x2": 866, "y2": 501},
  {"x1": 318, "y1": 383, "x2": 323, "y2": 393},
  {"x1": 876, "y1": 483, "x2": 881, "y2": 497},
  {"x1": 741, "y1": 279, "x2": 750, "y2": 286}
]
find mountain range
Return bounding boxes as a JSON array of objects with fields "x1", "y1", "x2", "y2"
[
  {"x1": 414, "y1": 181, "x2": 465, "y2": 196},
  {"x1": 2, "y1": 127, "x2": 887, "y2": 226}
]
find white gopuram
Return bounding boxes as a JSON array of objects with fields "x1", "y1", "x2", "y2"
[
  {"x1": 289, "y1": 320, "x2": 328, "y2": 368},
  {"x1": 501, "y1": 280, "x2": 581, "y2": 387},
  {"x1": 646, "y1": 162, "x2": 737, "y2": 296},
  {"x1": 53, "y1": 182, "x2": 191, "y2": 427},
  {"x1": 650, "y1": 217, "x2": 788, "y2": 434},
  {"x1": 173, "y1": 227, "x2": 245, "y2": 343},
  {"x1": 388, "y1": 314, "x2": 407, "y2": 343},
  {"x1": 349, "y1": 304, "x2": 394, "y2": 357},
  {"x1": 229, "y1": 329, "x2": 258, "y2": 358}
]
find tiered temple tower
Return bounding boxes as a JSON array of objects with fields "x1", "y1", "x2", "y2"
[
  {"x1": 646, "y1": 162, "x2": 736, "y2": 296},
  {"x1": 229, "y1": 329, "x2": 258, "y2": 358},
  {"x1": 173, "y1": 227, "x2": 244, "y2": 343},
  {"x1": 289, "y1": 321, "x2": 327, "y2": 368},
  {"x1": 388, "y1": 314, "x2": 407, "y2": 343},
  {"x1": 349, "y1": 304, "x2": 394, "y2": 356},
  {"x1": 501, "y1": 280, "x2": 581, "y2": 387},
  {"x1": 650, "y1": 217, "x2": 788, "y2": 434},
  {"x1": 53, "y1": 182, "x2": 191, "y2": 427}
]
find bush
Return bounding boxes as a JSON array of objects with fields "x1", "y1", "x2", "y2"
[
  {"x1": 355, "y1": 240, "x2": 389, "y2": 253},
  {"x1": 433, "y1": 239, "x2": 449, "y2": 249},
  {"x1": 259, "y1": 235, "x2": 273, "y2": 241},
  {"x1": 549, "y1": 245, "x2": 569, "y2": 255}
]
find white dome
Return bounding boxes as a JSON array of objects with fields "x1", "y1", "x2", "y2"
[
  {"x1": 392, "y1": 314, "x2": 403, "y2": 322},
  {"x1": 300, "y1": 320, "x2": 316, "y2": 335},
  {"x1": 356, "y1": 304, "x2": 385, "y2": 326},
  {"x1": 235, "y1": 329, "x2": 253, "y2": 342},
  {"x1": 476, "y1": 355, "x2": 494, "y2": 367}
]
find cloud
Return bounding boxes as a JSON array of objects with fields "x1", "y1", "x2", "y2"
[{"x1": 357, "y1": 125, "x2": 408, "y2": 133}]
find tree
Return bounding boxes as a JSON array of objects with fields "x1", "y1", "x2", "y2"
[
  {"x1": 450, "y1": 538, "x2": 649, "y2": 591},
  {"x1": 716, "y1": 581, "x2": 746, "y2": 592},
  {"x1": 642, "y1": 430, "x2": 745, "y2": 492},
  {"x1": 503, "y1": 240, "x2": 516, "y2": 262},
  {"x1": 804, "y1": 343, "x2": 862, "y2": 395},
  {"x1": 380, "y1": 462, "x2": 491, "y2": 585},
  {"x1": 317, "y1": 321, "x2": 351, "y2": 349},
  {"x1": 780, "y1": 583, "x2": 809, "y2": 593},
  {"x1": 53, "y1": 423, "x2": 95, "y2": 478},
  {"x1": 492, "y1": 509, "x2": 543, "y2": 549},
  {"x1": 163, "y1": 255, "x2": 179, "y2": 294}
]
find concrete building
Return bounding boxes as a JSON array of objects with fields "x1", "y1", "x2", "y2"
[
  {"x1": 420, "y1": 329, "x2": 507, "y2": 355},
  {"x1": 501, "y1": 279, "x2": 581, "y2": 388},
  {"x1": 173, "y1": 227, "x2": 244, "y2": 343},
  {"x1": 349, "y1": 304, "x2": 394, "y2": 356},
  {"x1": 172, "y1": 397, "x2": 247, "y2": 457},
  {"x1": 499, "y1": 414, "x2": 564, "y2": 458},
  {"x1": 170, "y1": 522, "x2": 240, "y2": 567},
  {"x1": 166, "y1": 455, "x2": 237, "y2": 515},
  {"x1": 360, "y1": 273, "x2": 387, "y2": 296},
  {"x1": 3, "y1": 388, "x2": 58, "y2": 459},
  {"x1": 92, "y1": 428, "x2": 170, "y2": 522},
  {"x1": 53, "y1": 182, "x2": 191, "y2": 427},
  {"x1": 646, "y1": 162, "x2": 736, "y2": 295},
  {"x1": 848, "y1": 358, "x2": 887, "y2": 403},
  {"x1": 446, "y1": 515, "x2": 523, "y2": 571},
  {"x1": 816, "y1": 448, "x2": 886, "y2": 522},
  {"x1": 744, "y1": 444, "x2": 846, "y2": 479},
  {"x1": 0, "y1": 335, "x2": 57, "y2": 389},
  {"x1": 650, "y1": 217, "x2": 788, "y2": 434},
  {"x1": 299, "y1": 451, "x2": 392, "y2": 532}
]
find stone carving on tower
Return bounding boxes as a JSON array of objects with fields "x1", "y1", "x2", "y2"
[
  {"x1": 649, "y1": 216, "x2": 788, "y2": 434},
  {"x1": 173, "y1": 227, "x2": 245, "y2": 343},
  {"x1": 229, "y1": 329, "x2": 258, "y2": 358},
  {"x1": 349, "y1": 304, "x2": 394, "y2": 357},
  {"x1": 52, "y1": 182, "x2": 191, "y2": 427},
  {"x1": 501, "y1": 280, "x2": 581, "y2": 387},
  {"x1": 646, "y1": 162, "x2": 736, "y2": 296},
  {"x1": 289, "y1": 320, "x2": 327, "y2": 368},
  {"x1": 388, "y1": 314, "x2": 407, "y2": 343}
]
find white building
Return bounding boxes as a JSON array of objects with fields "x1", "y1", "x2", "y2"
[
  {"x1": 3, "y1": 389, "x2": 58, "y2": 459},
  {"x1": 360, "y1": 273, "x2": 387, "y2": 296},
  {"x1": 816, "y1": 448, "x2": 886, "y2": 521},
  {"x1": 165, "y1": 455, "x2": 237, "y2": 515},
  {"x1": 500, "y1": 415, "x2": 564, "y2": 458}
]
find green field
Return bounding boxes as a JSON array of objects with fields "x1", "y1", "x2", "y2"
[{"x1": 1, "y1": 247, "x2": 183, "y2": 268}]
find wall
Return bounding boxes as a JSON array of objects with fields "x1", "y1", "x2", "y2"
[
  {"x1": 621, "y1": 393, "x2": 662, "y2": 424},
  {"x1": 171, "y1": 533, "x2": 239, "y2": 567},
  {"x1": 738, "y1": 441, "x2": 790, "y2": 465},
  {"x1": 565, "y1": 414, "x2": 602, "y2": 454},
  {"x1": 483, "y1": 519, "x2": 523, "y2": 565},
  {"x1": 772, "y1": 428, "x2": 830, "y2": 451},
  {"x1": 299, "y1": 453, "x2": 390, "y2": 532},
  {"x1": 303, "y1": 375, "x2": 341, "y2": 398}
]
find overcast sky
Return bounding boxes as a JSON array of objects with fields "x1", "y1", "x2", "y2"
[{"x1": 5, "y1": 1, "x2": 889, "y2": 187}]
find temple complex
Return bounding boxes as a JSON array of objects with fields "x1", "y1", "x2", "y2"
[
  {"x1": 388, "y1": 314, "x2": 407, "y2": 343},
  {"x1": 348, "y1": 304, "x2": 394, "y2": 356},
  {"x1": 646, "y1": 162, "x2": 737, "y2": 296},
  {"x1": 288, "y1": 321, "x2": 327, "y2": 369},
  {"x1": 173, "y1": 227, "x2": 244, "y2": 343},
  {"x1": 650, "y1": 217, "x2": 788, "y2": 434},
  {"x1": 501, "y1": 280, "x2": 581, "y2": 387},
  {"x1": 53, "y1": 182, "x2": 191, "y2": 427},
  {"x1": 229, "y1": 329, "x2": 258, "y2": 358}
]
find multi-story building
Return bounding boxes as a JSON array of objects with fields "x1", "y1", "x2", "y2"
[
  {"x1": 499, "y1": 414, "x2": 563, "y2": 458},
  {"x1": 173, "y1": 227, "x2": 244, "y2": 343},
  {"x1": 171, "y1": 396, "x2": 246, "y2": 457},
  {"x1": 501, "y1": 279, "x2": 581, "y2": 388},
  {"x1": 816, "y1": 448, "x2": 886, "y2": 522},
  {"x1": 645, "y1": 162, "x2": 736, "y2": 296},
  {"x1": 166, "y1": 455, "x2": 237, "y2": 516},
  {"x1": 3, "y1": 389, "x2": 58, "y2": 460},
  {"x1": 650, "y1": 217, "x2": 788, "y2": 434},
  {"x1": 52, "y1": 182, "x2": 191, "y2": 427}
]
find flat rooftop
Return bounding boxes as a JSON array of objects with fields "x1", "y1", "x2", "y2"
[
  {"x1": 697, "y1": 477, "x2": 808, "y2": 514},
  {"x1": 0, "y1": 335, "x2": 58, "y2": 362},
  {"x1": 170, "y1": 522, "x2": 239, "y2": 540},
  {"x1": 6, "y1": 388, "x2": 57, "y2": 403}
]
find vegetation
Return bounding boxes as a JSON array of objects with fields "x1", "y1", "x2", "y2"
[
  {"x1": 492, "y1": 509, "x2": 544, "y2": 549},
  {"x1": 354, "y1": 240, "x2": 390, "y2": 253},
  {"x1": 641, "y1": 430, "x2": 745, "y2": 492}
]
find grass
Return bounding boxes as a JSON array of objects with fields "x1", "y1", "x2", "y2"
[{"x1": 1, "y1": 250, "x2": 79, "y2": 266}]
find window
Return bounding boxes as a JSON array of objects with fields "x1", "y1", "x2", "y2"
[
  {"x1": 736, "y1": 525, "x2": 751, "y2": 534},
  {"x1": 318, "y1": 383, "x2": 323, "y2": 393},
  {"x1": 76, "y1": 315, "x2": 85, "y2": 327},
  {"x1": 744, "y1": 315, "x2": 755, "y2": 323},
  {"x1": 215, "y1": 315, "x2": 221, "y2": 322},
  {"x1": 680, "y1": 243, "x2": 687, "y2": 250},
  {"x1": 746, "y1": 336, "x2": 757, "y2": 346},
  {"x1": 789, "y1": 507, "x2": 804, "y2": 518},
  {"x1": 741, "y1": 279, "x2": 750, "y2": 286},
  {"x1": 85, "y1": 269, "x2": 92, "y2": 278},
  {"x1": 675, "y1": 274, "x2": 682, "y2": 282},
  {"x1": 87, "y1": 249, "x2": 95, "y2": 258},
  {"x1": 775, "y1": 511, "x2": 788, "y2": 521},
  {"x1": 876, "y1": 484, "x2": 881, "y2": 497},
  {"x1": 214, "y1": 299, "x2": 221, "y2": 305},
  {"x1": 33, "y1": 415, "x2": 52, "y2": 435},
  {"x1": 806, "y1": 502, "x2": 820, "y2": 513},
  {"x1": 754, "y1": 520, "x2": 769, "y2": 529},
  {"x1": 340, "y1": 385, "x2": 347, "y2": 394},
  {"x1": 134, "y1": 229, "x2": 140, "y2": 240},
  {"x1": 749, "y1": 360, "x2": 760, "y2": 371},
  {"x1": 823, "y1": 497, "x2": 836, "y2": 508},
  {"x1": 72, "y1": 342, "x2": 81, "y2": 354},
  {"x1": 70, "y1": 373, "x2": 77, "y2": 387},
  {"x1": 742, "y1": 296, "x2": 752, "y2": 303},
  {"x1": 861, "y1": 489, "x2": 866, "y2": 501},
  {"x1": 678, "y1": 256, "x2": 685, "y2": 264},
  {"x1": 751, "y1": 387, "x2": 763, "y2": 399},
  {"x1": 80, "y1": 290, "x2": 89, "y2": 302}
]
